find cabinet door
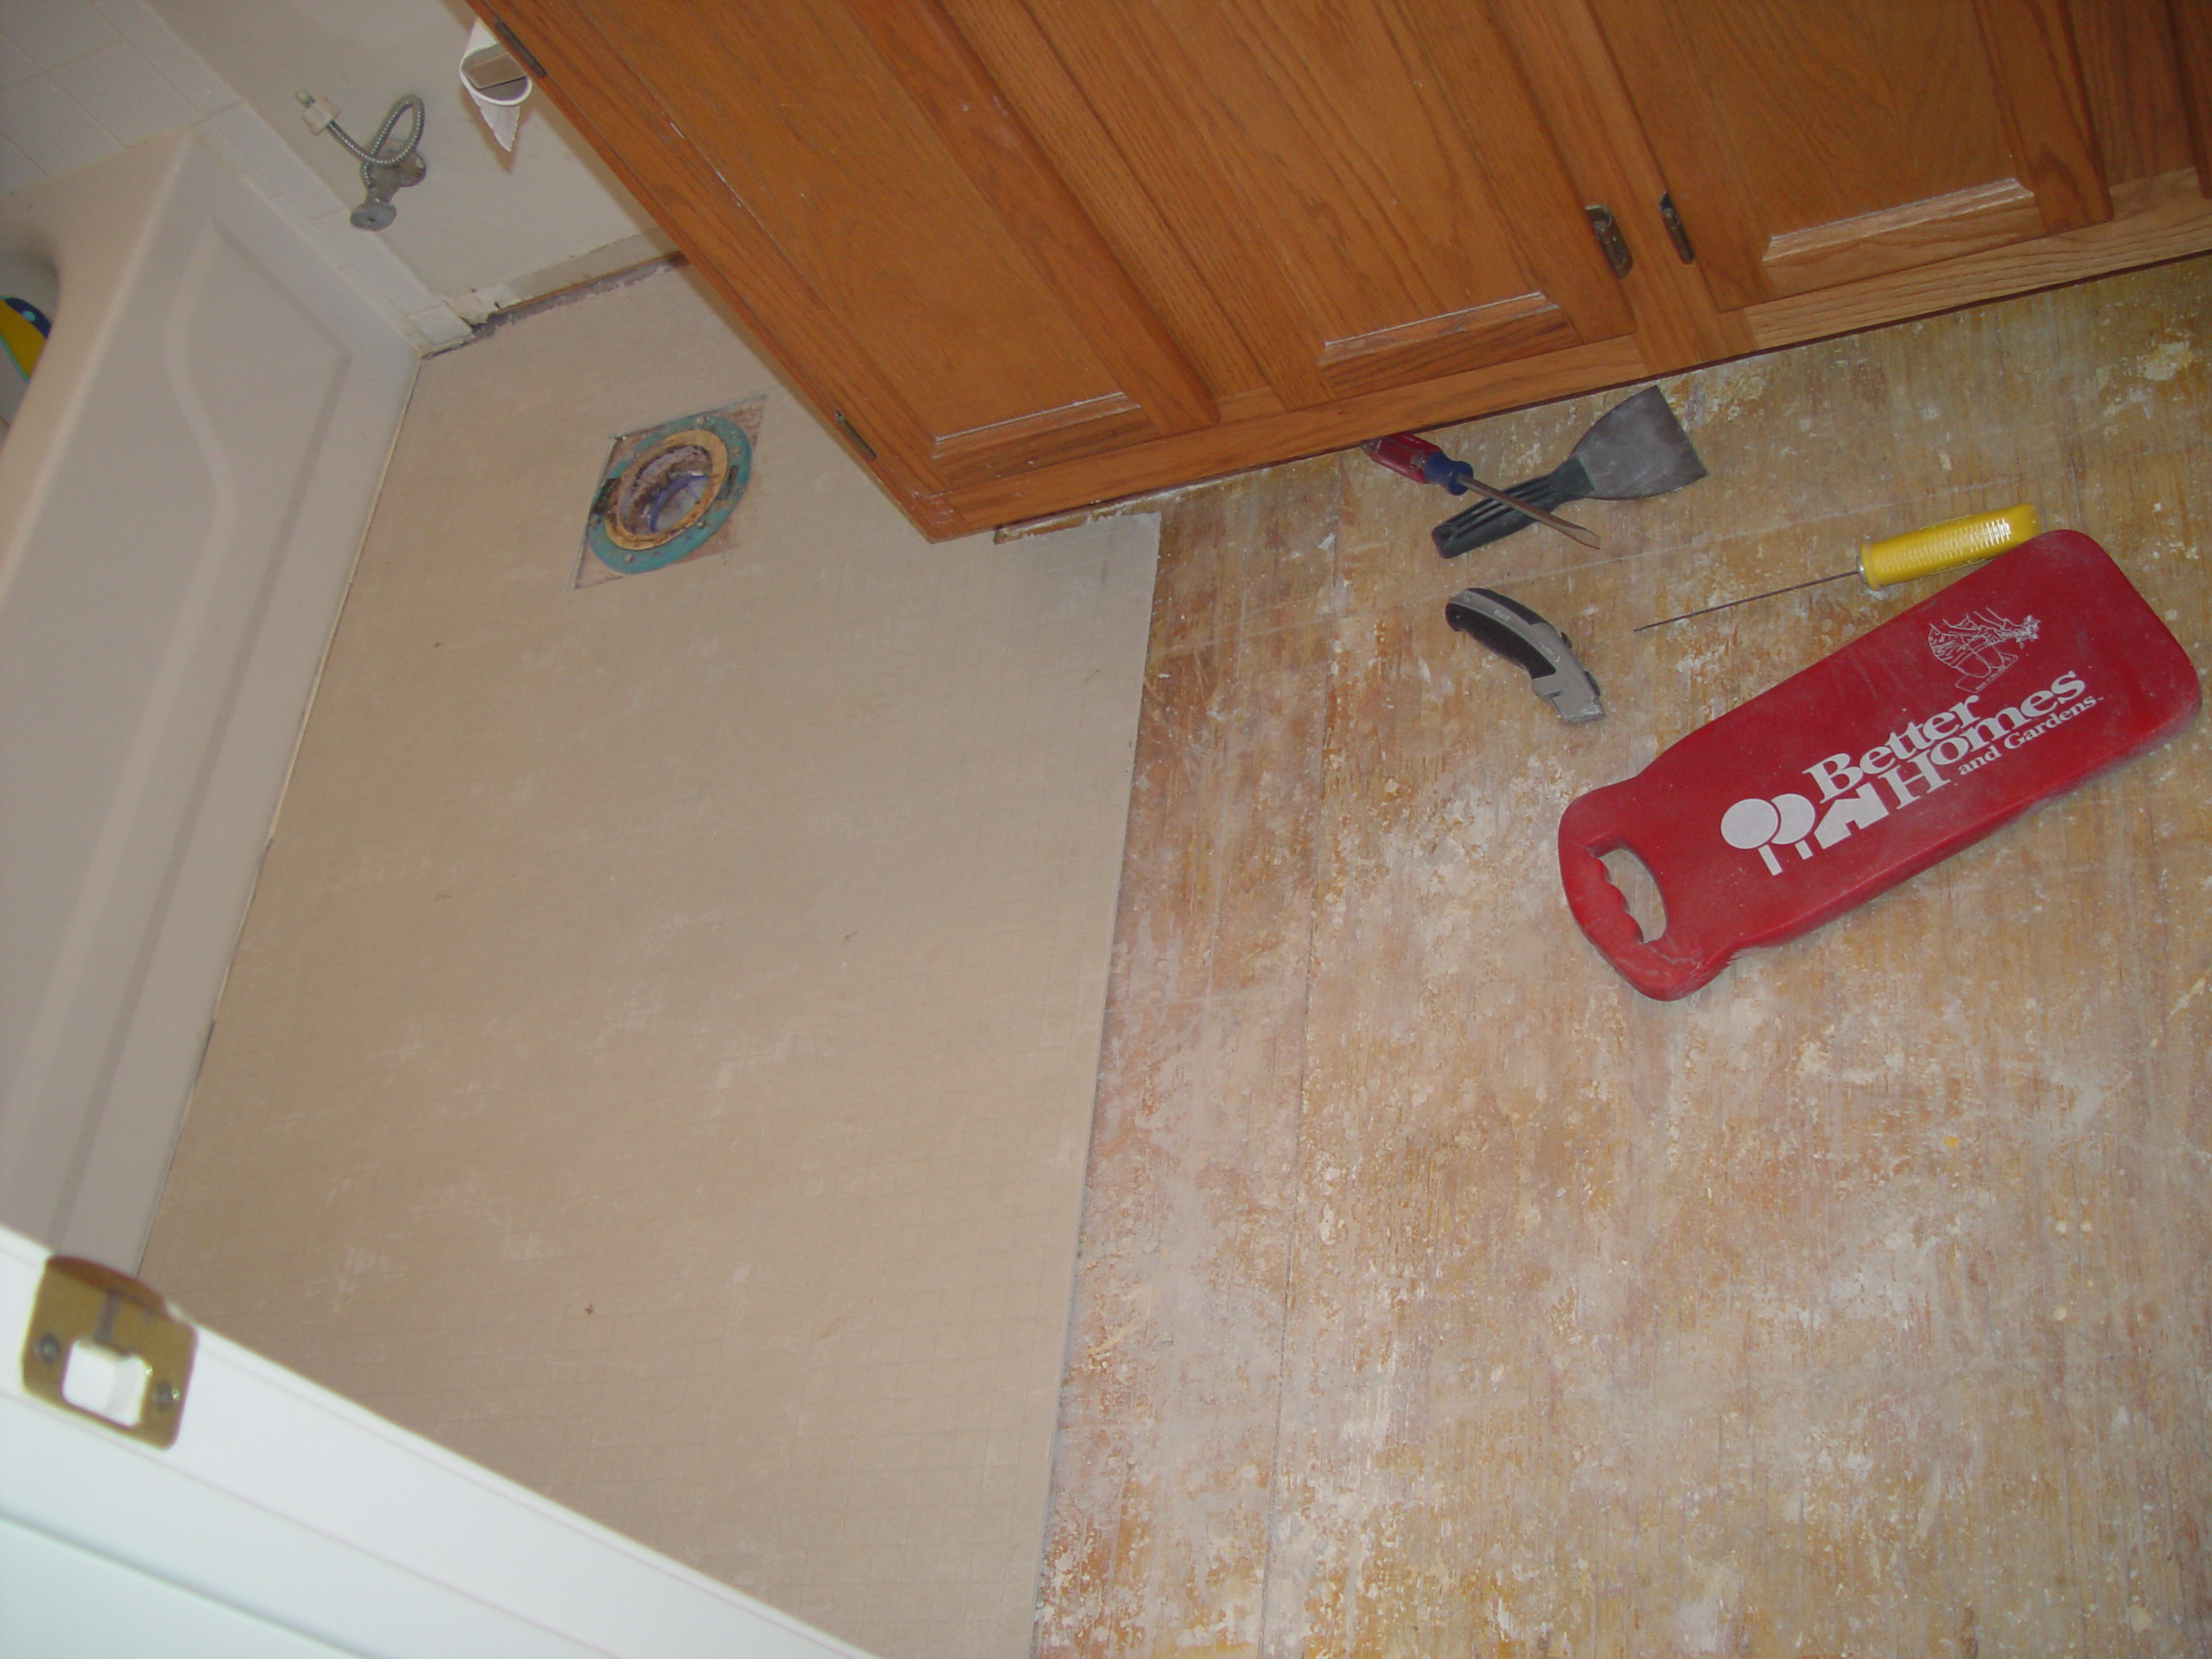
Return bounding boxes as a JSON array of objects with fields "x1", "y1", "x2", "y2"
[
  {"x1": 1587, "y1": 0, "x2": 2111, "y2": 308},
  {"x1": 1000, "y1": 0, "x2": 1639, "y2": 411},
  {"x1": 483, "y1": 0, "x2": 1217, "y2": 515}
]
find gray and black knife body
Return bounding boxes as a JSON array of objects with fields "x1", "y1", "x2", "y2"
[
  {"x1": 1433, "y1": 387, "x2": 1705, "y2": 558},
  {"x1": 1445, "y1": 588, "x2": 1604, "y2": 723}
]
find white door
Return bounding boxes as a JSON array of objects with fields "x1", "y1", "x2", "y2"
[{"x1": 0, "y1": 1225, "x2": 879, "y2": 1657}]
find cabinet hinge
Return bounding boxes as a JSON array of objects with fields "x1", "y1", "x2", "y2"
[
  {"x1": 21, "y1": 1256, "x2": 197, "y2": 1449},
  {"x1": 487, "y1": 16, "x2": 548, "y2": 80},
  {"x1": 1585, "y1": 206, "x2": 1633, "y2": 278},
  {"x1": 1657, "y1": 194, "x2": 1697, "y2": 264},
  {"x1": 832, "y1": 410, "x2": 878, "y2": 461}
]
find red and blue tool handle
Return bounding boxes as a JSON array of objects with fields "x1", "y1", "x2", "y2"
[{"x1": 1362, "y1": 433, "x2": 1474, "y2": 494}]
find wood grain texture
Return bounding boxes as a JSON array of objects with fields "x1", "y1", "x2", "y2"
[
  {"x1": 1374, "y1": 0, "x2": 1637, "y2": 345},
  {"x1": 496, "y1": 0, "x2": 2197, "y2": 543},
  {"x1": 938, "y1": 334, "x2": 1657, "y2": 534},
  {"x1": 1488, "y1": 0, "x2": 1760, "y2": 371},
  {"x1": 2067, "y1": 0, "x2": 2199, "y2": 186},
  {"x1": 1588, "y1": 0, "x2": 2095, "y2": 308},
  {"x1": 482, "y1": 0, "x2": 1209, "y2": 489},
  {"x1": 480, "y1": 0, "x2": 947, "y2": 507},
  {"x1": 1967, "y1": 0, "x2": 2112, "y2": 231},
  {"x1": 1001, "y1": 0, "x2": 1637, "y2": 404},
  {"x1": 1760, "y1": 180, "x2": 2045, "y2": 298},
  {"x1": 1040, "y1": 463, "x2": 1339, "y2": 1659},
  {"x1": 1317, "y1": 298, "x2": 1580, "y2": 400},
  {"x1": 1572, "y1": 0, "x2": 1778, "y2": 312},
  {"x1": 1746, "y1": 168, "x2": 2212, "y2": 349},
  {"x1": 598, "y1": 0, "x2": 1114, "y2": 437},
  {"x1": 943, "y1": 0, "x2": 1276, "y2": 404},
  {"x1": 937, "y1": 177, "x2": 2212, "y2": 537},
  {"x1": 1039, "y1": 251, "x2": 2212, "y2": 1657},
  {"x1": 2174, "y1": 0, "x2": 2212, "y2": 190},
  {"x1": 839, "y1": 0, "x2": 1217, "y2": 438}
]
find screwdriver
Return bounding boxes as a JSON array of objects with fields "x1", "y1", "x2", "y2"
[
  {"x1": 1635, "y1": 504, "x2": 2041, "y2": 632},
  {"x1": 1361, "y1": 432, "x2": 1602, "y2": 549}
]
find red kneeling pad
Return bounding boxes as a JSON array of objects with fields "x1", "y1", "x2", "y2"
[{"x1": 1559, "y1": 531, "x2": 2201, "y2": 1000}]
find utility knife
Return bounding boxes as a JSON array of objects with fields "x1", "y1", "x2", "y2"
[{"x1": 1445, "y1": 588, "x2": 1604, "y2": 723}]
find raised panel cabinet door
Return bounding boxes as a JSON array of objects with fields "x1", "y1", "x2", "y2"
[
  {"x1": 477, "y1": 0, "x2": 1215, "y2": 507},
  {"x1": 1586, "y1": 0, "x2": 2112, "y2": 308},
  {"x1": 1003, "y1": 0, "x2": 1640, "y2": 412}
]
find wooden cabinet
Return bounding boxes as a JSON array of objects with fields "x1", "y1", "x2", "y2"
[
  {"x1": 1583, "y1": 0, "x2": 2110, "y2": 307},
  {"x1": 480, "y1": 0, "x2": 2212, "y2": 540},
  {"x1": 976, "y1": 1, "x2": 1640, "y2": 402}
]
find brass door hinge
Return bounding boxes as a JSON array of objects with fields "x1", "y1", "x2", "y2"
[
  {"x1": 20, "y1": 1256, "x2": 197, "y2": 1448},
  {"x1": 1657, "y1": 193, "x2": 1698, "y2": 264},
  {"x1": 1586, "y1": 206, "x2": 1634, "y2": 278},
  {"x1": 832, "y1": 410, "x2": 878, "y2": 461}
]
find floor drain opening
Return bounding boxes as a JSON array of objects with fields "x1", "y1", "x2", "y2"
[
  {"x1": 580, "y1": 401, "x2": 759, "y2": 582},
  {"x1": 609, "y1": 434, "x2": 721, "y2": 544}
]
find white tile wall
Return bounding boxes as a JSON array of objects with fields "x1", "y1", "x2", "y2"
[
  {"x1": 0, "y1": 0, "x2": 467, "y2": 354},
  {"x1": 50, "y1": 40, "x2": 196, "y2": 147},
  {"x1": 0, "y1": 0, "x2": 113, "y2": 67},
  {"x1": 0, "y1": 35, "x2": 43, "y2": 91},
  {"x1": 0, "y1": 135, "x2": 38, "y2": 198}
]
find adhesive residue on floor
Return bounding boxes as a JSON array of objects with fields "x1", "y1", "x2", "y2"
[{"x1": 1038, "y1": 255, "x2": 2212, "y2": 1657}]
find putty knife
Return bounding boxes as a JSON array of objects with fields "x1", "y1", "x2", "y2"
[{"x1": 1433, "y1": 387, "x2": 1706, "y2": 558}]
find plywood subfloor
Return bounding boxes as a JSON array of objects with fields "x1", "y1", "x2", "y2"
[{"x1": 1039, "y1": 256, "x2": 2212, "y2": 1657}]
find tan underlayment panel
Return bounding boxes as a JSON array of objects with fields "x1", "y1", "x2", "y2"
[
  {"x1": 1041, "y1": 255, "x2": 2212, "y2": 1657},
  {"x1": 141, "y1": 265, "x2": 1158, "y2": 1659}
]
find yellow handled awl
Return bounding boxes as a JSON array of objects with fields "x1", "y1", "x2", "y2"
[{"x1": 1635, "y1": 505, "x2": 2041, "y2": 632}]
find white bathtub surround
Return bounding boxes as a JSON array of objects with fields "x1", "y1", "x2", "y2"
[
  {"x1": 0, "y1": 131, "x2": 416, "y2": 1268},
  {"x1": 0, "y1": 0, "x2": 470, "y2": 353}
]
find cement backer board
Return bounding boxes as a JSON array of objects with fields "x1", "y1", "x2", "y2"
[{"x1": 142, "y1": 264, "x2": 1159, "y2": 1659}]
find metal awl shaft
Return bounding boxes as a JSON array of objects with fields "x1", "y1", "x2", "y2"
[
  {"x1": 1635, "y1": 569, "x2": 1855, "y2": 632},
  {"x1": 1635, "y1": 506, "x2": 2044, "y2": 633}
]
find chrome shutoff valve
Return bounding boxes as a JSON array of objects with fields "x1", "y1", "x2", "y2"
[{"x1": 298, "y1": 91, "x2": 427, "y2": 232}]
